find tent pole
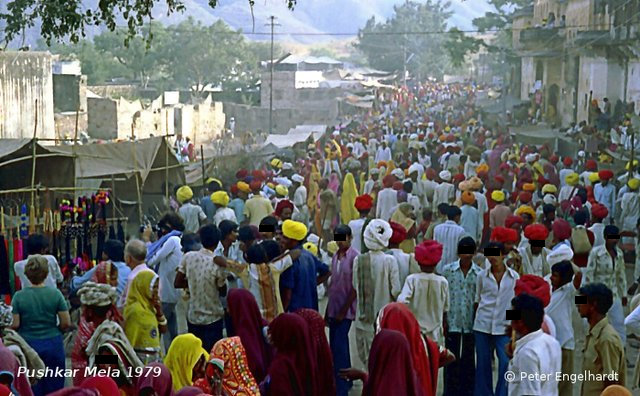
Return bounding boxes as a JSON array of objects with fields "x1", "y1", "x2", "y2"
[
  {"x1": 165, "y1": 113, "x2": 170, "y2": 201},
  {"x1": 30, "y1": 100, "x2": 38, "y2": 212},
  {"x1": 131, "y1": 124, "x2": 143, "y2": 223},
  {"x1": 201, "y1": 145, "x2": 206, "y2": 190}
]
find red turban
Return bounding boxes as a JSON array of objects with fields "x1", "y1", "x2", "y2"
[
  {"x1": 491, "y1": 226, "x2": 518, "y2": 244},
  {"x1": 425, "y1": 168, "x2": 437, "y2": 180},
  {"x1": 515, "y1": 275, "x2": 551, "y2": 307},
  {"x1": 415, "y1": 240, "x2": 443, "y2": 266},
  {"x1": 585, "y1": 159, "x2": 597, "y2": 171},
  {"x1": 230, "y1": 184, "x2": 239, "y2": 195},
  {"x1": 523, "y1": 224, "x2": 549, "y2": 241},
  {"x1": 392, "y1": 181, "x2": 404, "y2": 191},
  {"x1": 236, "y1": 169, "x2": 249, "y2": 180},
  {"x1": 355, "y1": 194, "x2": 373, "y2": 211},
  {"x1": 453, "y1": 173, "x2": 465, "y2": 183},
  {"x1": 249, "y1": 180, "x2": 262, "y2": 191},
  {"x1": 537, "y1": 176, "x2": 548, "y2": 186},
  {"x1": 552, "y1": 219, "x2": 572, "y2": 240},
  {"x1": 549, "y1": 155, "x2": 559, "y2": 164},
  {"x1": 598, "y1": 170, "x2": 613, "y2": 180},
  {"x1": 505, "y1": 215, "x2": 524, "y2": 229},
  {"x1": 519, "y1": 191, "x2": 532, "y2": 204},
  {"x1": 562, "y1": 157, "x2": 573, "y2": 167},
  {"x1": 383, "y1": 175, "x2": 396, "y2": 188},
  {"x1": 591, "y1": 203, "x2": 609, "y2": 219},
  {"x1": 274, "y1": 199, "x2": 294, "y2": 217},
  {"x1": 495, "y1": 175, "x2": 505, "y2": 184},
  {"x1": 252, "y1": 169, "x2": 266, "y2": 180},
  {"x1": 389, "y1": 221, "x2": 408, "y2": 245},
  {"x1": 499, "y1": 163, "x2": 510, "y2": 171},
  {"x1": 446, "y1": 134, "x2": 455, "y2": 142}
]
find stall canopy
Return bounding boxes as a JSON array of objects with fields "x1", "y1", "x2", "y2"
[{"x1": 263, "y1": 125, "x2": 326, "y2": 149}]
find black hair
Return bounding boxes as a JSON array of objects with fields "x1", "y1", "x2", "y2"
[
  {"x1": 437, "y1": 203, "x2": 449, "y2": 215},
  {"x1": 447, "y1": 205, "x2": 462, "y2": 220},
  {"x1": 261, "y1": 240, "x2": 282, "y2": 261},
  {"x1": 542, "y1": 204, "x2": 556, "y2": 215},
  {"x1": 208, "y1": 180, "x2": 222, "y2": 192},
  {"x1": 246, "y1": 243, "x2": 268, "y2": 264},
  {"x1": 485, "y1": 241, "x2": 506, "y2": 255},
  {"x1": 104, "y1": 239, "x2": 125, "y2": 262},
  {"x1": 218, "y1": 220, "x2": 238, "y2": 240},
  {"x1": 402, "y1": 181, "x2": 413, "y2": 193},
  {"x1": 579, "y1": 283, "x2": 614, "y2": 314},
  {"x1": 198, "y1": 224, "x2": 221, "y2": 249},
  {"x1": 159, "y1": 212, "x2": 186, "y2": 232},
  {"x1": 26, "y1": 234, "x2": 48, "y2": 255},
  {"x1": 259, "y1": 216, "x2": 279, "y2": 228},
  {"x1": 551, "y1": 261, "x2": 574, "y2": 285},
  {"x1": 458, "y1": 236, "x2": 477, "y2": 251},
  {"x1": 511, "y1": 293, "x2": 544, "y2": 331},
  {"x1": 181, "y1": 233, "x2": 201, "y2": 253},
  {"x1": 576, "y1": 188, "x2": 587, "y2": 204},
  {"x1": 334, "y1": 224, "x2": 352, "y2": 236},
  {"x1": 573, "y1": 210, "x2": 588, "y2": 226},
  {"x1": 238, "y1": 225, "x2": 259, "y2": 243},
  {"x1": 604, "y1": 225, "x2": 620, "y2": 238},
  {"x1": 88, "y1": 304, "x2": 111, "y2": 318}
]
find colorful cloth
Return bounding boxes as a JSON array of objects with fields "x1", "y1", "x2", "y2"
[{"x1": 165, "y1": 334, "x2": 209, "y2": 392}]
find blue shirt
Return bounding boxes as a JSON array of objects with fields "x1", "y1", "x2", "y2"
[
  {"x1": 228, "y1": 198, "x2": 245, "y2": 224},
  {"x1": 594, "y1": 183, "x2": 616, "y2": 218},
  {"x1": 200, "y1": 196, "x2": 217, "y2": 221},
  {"x1": 71, "y1": 261, "x2": 131, "y2": 296},
  {"x1": 280, "y1": 247, "x2": 330, "y2": 312}
]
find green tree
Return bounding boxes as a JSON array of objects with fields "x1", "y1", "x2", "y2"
[
  {"x1": 355, "y1": 0, "x2": 453, "y2": 80},
  {"x1": 1, "y1": 0, "x2": 297, "y2": 46}
]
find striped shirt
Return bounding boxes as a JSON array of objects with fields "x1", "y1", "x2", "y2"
[{"x1": 433, "y1": 220, "x2": 467, "y2": 273}]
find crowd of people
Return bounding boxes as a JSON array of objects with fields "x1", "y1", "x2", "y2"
[{"x1": 1, "y1": 81, "x2": 640, "y2": 396}]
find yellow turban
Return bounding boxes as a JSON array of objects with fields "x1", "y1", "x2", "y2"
[
  {"x1": 516, "y1": 205, "x2": 536, "y2": 218},
  {"x1": 589, "y1": 172, "x2": 600, "y2": 183},
  {"x1": 522, "y1": 183, "x2": 536, "y2": 192},
  {"x1": 211, "y1": 191, "x2": 230, "y2": 206},
  {"x1": 327, "y1": 241, "x2": 339, "y2": 255},
  {"x1": 282, "y1": 219, "x2": 308, "y2": 241},
  {"x1": 476, "y1": 164, "x2": 489, "y2": 174},
  {"x1": 275, "y1": 185, "x2": 289, "y2": 197},
  {"x1": 491, "y1": 190, "x2": 505, "y2": 202},
  {"x1": 629, "y1": 178, "x2": 640, "y2": 190},
  {"x1": 627, "y1": 160, "x2": 639, "y2": 171},
  {"x1": 270, "y1": 158, "x2": 283, "y2": 169},
  {"x1": 541, "y1": 184, "x2": 557, "y2": 194},
  {"x1": 303, "y1": 242, "x2": 318, "y2": 256},
  {"x1": 565, "y1": 172, "x2": 579, "y2": 186},
  {"x1": 237, "y1": 181, "x2": 251, "y2": 193},
  {"x1": 176, "y1": 186, "x2": 193, "y2": 204}
]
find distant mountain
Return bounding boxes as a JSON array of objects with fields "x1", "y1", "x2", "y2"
[{"x1": 2, "y1": 0, "x2": 493, "y2": 47}]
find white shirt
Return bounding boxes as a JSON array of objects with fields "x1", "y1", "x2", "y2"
[
  {"x1": 433, "y1": 182, "x2": 455, "y2": 209},
  {"x1": 433, "y1": 221, "x2": 467, "y2": 273},
  {"x1": 178, "y1": 203, "x2": 207, "y2": 233},
  {"x1": 508, "y1": 329, "x2": 561, "y2": 396},
  {"x1": 546, "y1": 281, "x2": 577, "y2": 350},
  {"x1": 473, "y1": 266, "x2": 520, "y2": 335},
  {"x1": 588, "y1": 223, "x2": 606, "y2": 248},
  {"x1": 375, "y1": 146, "x2": 392, "y2": 163},
  {"x1": 386, "y1": 248, "x2": 418, "y2": 286},
  {"x1": 398, "y1": 272, "x2": 449, "y2": 344},
  {"x1": 348, "y1": 218, "x2": 366, "y2": 253},
  {"x1": 146, "y1": 235, "x2": 182, "y2": 303},
  {"x1": 293, "y1": 186, "x2": 307, "y2": 208},
  {"x1": 213, "y1": 207, "x2": 237, "y2": 226},
  {"x1": 375, "y1": 188, "x2": 398, "y2": 222},
  {"x1": 625, "y1": 302, "x2": 640, "y2": 335},
  {"x1": 14, "y1": 254, "x2": 63, "y2": 289}
]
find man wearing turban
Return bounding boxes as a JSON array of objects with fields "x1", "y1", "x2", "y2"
[
  {"x1": 518, "y1": 224, "x2": 551, "y2": 277},
  {"x1": 619, "y1": 178, "x2": 640, "y2": 246},
  {"x1": 386, "y1": 222, "x2": 418, "y2": 286},
  {"x1": 489, "y1": 189, "x2": 512, "y2": 230},
  {"x1": 558, "y1": 172, "x2": 579, "y2": 203},
  {"x1": 398, "y1": 240, "x2": 448, "y2": 344},
  {"x1": 376, "y1": 175, "x2": 399, "y2": 222},
  {"x1": 588, "y1": 203, "x2": 608, "y2": 248},
  {"x1": 353, "y1": 219, "x2": 401, "y2": 365},
  {"x1": 176, "y1": 186, "x2": 207, "y2": 233},
  {"x1": 349, "y1": 194, "x2": 373, "y2": 254},
  {"x1": 243, "y1": 182, "x2": 275, "y2": 227},
  {"x1": 594, "y1": 169, "x2": 616, "y2": 222},
  {"x1": 460, "y1": 191, "x2": 481, "y2": 242},
  {"x1": 280, "y1": 220, "x2": 331, "y2": 315},
  {"x1": 212, "y1": 191, "x2": 238, "y2": 226}
]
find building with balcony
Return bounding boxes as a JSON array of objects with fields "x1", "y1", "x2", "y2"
[{"x1": 512, "y1": 0, "x2": 640, "y2": 126}]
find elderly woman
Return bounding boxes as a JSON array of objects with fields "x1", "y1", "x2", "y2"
[{"x1": 11, "y1": 255, "x2": 70, "y2": 395}]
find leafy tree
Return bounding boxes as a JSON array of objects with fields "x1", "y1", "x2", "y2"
[
  {"x1": 354, "y1": 0, "x2": 453, "y2": 79},
  {"x1": 1, "y1": 0, "x2": 297, "y2": 46}
]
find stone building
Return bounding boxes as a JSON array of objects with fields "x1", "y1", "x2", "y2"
[{"x1": 512, "y1": 0, "x2": 640, "y2": 126}]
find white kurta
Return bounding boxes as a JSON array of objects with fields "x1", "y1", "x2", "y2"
[
  {"x1": 375, "y1": 188, "x2": 398, "y2": 221},
  {"x1": 432, "y1": 182, "x2": 455, "y2": 208},
  {"x1": 397, "y1": 272, "x2": 449, "y2": 344}
]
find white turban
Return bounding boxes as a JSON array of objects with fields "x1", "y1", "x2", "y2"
[
  {"x1": 370, "y1": 168, "x2": 380, "y2": 175},
  {"x1": 547, "y1": 244, "x2": 574, "y2": 265},
  {"x1": 307, "y1": 233, "x2": 320, "y2": 245},
  {"x1": 391, "y1": 168, "x2": 405, "y2": 180},
  {"x1": 439, "y1": 170, "x2": 452, "y2": 182},
  {"x1": 525, "y1": 154, "x2": 538, "y2": 163},
  {"x1": 543, "y1": 194, "x2": 557, "y2": 205},
  {"x1": 409, "y1": 133, "x2": 418, "y2": 140},
  {"x1": 273, "y1": 177, "x2": 292, "y2": 187},
  {"x1": 282, "y1": 162, "x2": 293, "y2": 170},
  {"x1": 364, "y1": 219, "x2": 392, "y2": 251},
  {"x1": 291, "y1": 174, "x2": 305, "y2": 184},
  {"x1": 408, "y1": 163, "x2": 424, "y2": 177}
]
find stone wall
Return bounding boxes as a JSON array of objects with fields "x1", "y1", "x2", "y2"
[{"x1": 0, "y1": 52, "x2": 55, "y2": 139}]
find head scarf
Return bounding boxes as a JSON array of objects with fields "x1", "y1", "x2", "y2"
[
  {"x1": 439, "y1": 170, "x2": 452, "y2": 182},
  {"x1": 362, "y1": 329, "x2": 422, "y2": 396},
  {"x1": 515, "y1": 275, "x2": 551, "y2": 307},
  {"x1": 364, "y1": 219, "x2": 393, "y2": 251},
  {"x1": 0, "y1": 341, "x2": 32, "y2": 396},
  {"x1": 295, "y1": 309, "x2": 336, "y2": 396},
  {"x1": 78, "y1": 281, "x2": 118, "y2": 307},
  {"x1": 291, "y1": 174, "x2": 305, "y2": 184},
  {"x1": 274, "y1": 200, "x2": 294, "y2": 219},
  {"x1": 505, "y1": 215, "x2": 524, "y2": 229},
  {"x1": 491, "y1": 227, "x2": 518, "y2": 244},
  {"x1": 136, "y1": 363, "x2": 174, "y2": 396},
  {"x1": 376, "y1": 303, "x2": 439, "y2": 395},
  {"x1": 176, "y1": 186, "x2": 193, "y2": 204},
  {"x1": 303, "y1": 242, "x2": 318, "y2": 256},
  {"x1": 123, "y1": 270, "x2": 161, "y2": 350},
  {"x1": 491, "y1": 190, "x2": 505, "y2": 202},
  {"x1": 275, "y1": 185, "x2": 289, "y2": 197},
  {"x1": 267, "y1": 313, "x2": 316, "y2": 396},
  {"x1": 175, "y1": 387, "x2": 204, "y2": 396},
  {"x1": 341, "y1": 173, "x2": 359, "y2": 223},
  {"x1": 565, "y1": 172, "x2": 579, "y2": 186},
  {"x1": 382, "y1": 175, "x2": 396, "y2": 188},
  {"x1": 206, "y1": 337, "x2": 260, "y2": 396},
  {"x1": 415, "y1": 240, "x2": 443, "y2": 266},
  {"x1": 86, "y1": 320, "x2": 143, "y2": 381},
  {"x1": 598, "y1": 170, "x2": 614, "y2": 180},
  {"x1": 390, "y1": 203, "x2": 415, "y2": 235},
  {"x1": 165, "y1": 334, "x2": 209, "y2": 391},
  {"x1": 237, "y1": 181, "x2": 251, "y2": 193},
  {"x1": 542, "y1": 184, "x2": 558, "y2": 194},
  {"x1": 600, "y1": 385, "x2": 633, "y2": 396},
  {"x1": 91, "y1": 261, "x2": 116, "y2": 284},
  {"x1": 81, "y1": 377, "x2": 120, "y2": 396},
  {"x1": 468, "y1": 176, "x2": 483, "y2": 191},
  {"x1": 282, "y1": 220, "x2": 308, "y2": 241},
  {"x1": 461, "y1": 191, "x2": 476, "y2": 205},
  {"x1": 227, "y1": 289, "x2": 271, "y2": 383},
  {"x1": 328, "y1": 173, "x2": 340, "y2": 193},
  {"x1": 516, "y1": 205, "x2": 536, "y2": 218}
]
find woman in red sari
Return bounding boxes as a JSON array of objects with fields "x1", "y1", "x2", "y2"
[{"x1": 294, "y1": 309, "x2": 335, "y2": 396}]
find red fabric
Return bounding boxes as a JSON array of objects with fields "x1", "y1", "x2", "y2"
[
  {"x1": 362, "y1": 329, "x2": 422, "y2": 396},
  {"x1": 135, "y1": 362, "x2": 174, "y2": 396},
  {"x1": 0, "y1": 340, "x2": 33, "y2": 396},
  {"x1": 383, "y1": 175, "x2": 396, "y2": 188},
  {"x1": 378, "y1": 303, "x2": 437, "y2": 396},
  {"x1": 563, "y1": 157, "x2": 573, "y2": 166},
  {"x1": 355, "y1": 194, "x2": 373, "y2": 211},
  {"x1": 91, "y1": 262, "x2": 124, "y2": 324},
  {"x1": 392, "y1": 181, "x2": 404, "y2": 191},
  {"x1": 573, "y1": 229, "x2": 595, "y2": 267},
  {"x1": 81, "y1": 377, "x2": 120, "y2": 396},
  {"x1": 591, "y1": 203, "x2": 609, "y2": 219},
  {"x1": 598, "y1": 170, "x2": 614, "y2": 180},
  {"x1": 519, "y1": 191, "x2": 532, "y2": 204},
  {"x1": 515, "y1": 275, "x2": 551, "y2": 307},
  {"x1": 585, "y1": 160, "x2": 597, "y2": 171},
  {"x1": 227, "y1": 289, "x2": 271, "y2": 383},
  {"x1": 505, "y1": 215, "x2": 523, "y2": 229},
  {"x1": 71, "y1": 316, "x2": 97, "y2": 386},
  {"x1": 267, "y1": 313, "x2": 317, "y2": 396},
  {"x1": 249, "y1": 180, "x2": 262, "y2": 191},
  {"x1": 389, "y1": 222, "x2": 408, "y2": 245},
  {"x1": 491, "y1": 227, "x2": 518, "y2": 243},
  {"x1": 425, "y1": 168, "x2": 437, "y2": 180},
  {"x1": 230, "y1": 184, "x2": 239, "y2": 195},
  {"x1": 452, "y1": 174, "x2": 465, "y2": 183},
  {"x1": 523, "y1": 224, "x2": 549, "y2": 241},
  {"x1": 274, "y1": 200, "x2": 294, "y2": 218},
  {"x1": 295, "y1": 309, "x2": 336, "y2": 396},
  {"x1": 236, "y1": 169, "x2": 249, "y2": 180},
  {"x1": 252, "y1": 170, "x2": 266, "y2": 180},
  {"x1": 549, "y1": 155, "x2": 559, "y2": 164},
  {"x1": 0, "y1": 385, "x2": 11, "y2": 396},
  {"x1": 552, "y1": 219, "x2": 572, "y2": 240},
  {"x1": 415, "y1": 240, "x2": 443, "y2": 266},
  {"x1": 494, "y1": 175, "x2": 505, "y2": 184}
]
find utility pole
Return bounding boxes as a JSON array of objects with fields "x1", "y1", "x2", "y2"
[{"x1": 266, "y1": 16, "x2": 280, "y2": 135}]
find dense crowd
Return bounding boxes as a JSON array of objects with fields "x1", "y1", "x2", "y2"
[{"x1": 1, "y1": 81, "x2": 640, "y2": 396}]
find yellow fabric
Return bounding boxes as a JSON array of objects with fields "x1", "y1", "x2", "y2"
[
  {"x1": 270, "y1": 158, "x2": 282, "y2": 169},
  {"x1": 177, "y1": 186, "x2": 193, "y2": 204},
  {"x1": 589, "y1": 172, "x2": 600, "y2": 183},
  {"x1": 165, "y1": 333, "x2": 209, "y2": 391},
  {"x1": 303, "y1": 242, "x2": 318, "y2": 256},
  {"x1": 542, "y1": 184, "x2": 557, "y2": 194},
  {"x1": 516, "y1": 205, "x2": 536, "y2": 218},
  {"x1": 390, "y1": 203, "x2": 416, "y2": 254},
  {"x1": 123, "y1": 271, "x2": 160, "y2": 350},
  {"x1": 476, "y1": 164, "x2": 489, "y2": 174},
  {"x1": 237, "y1": 182, "x2": 251, "y2": 193},
  {"x1": 359, "y1": 171, "x2": 366, "y2": 195},
  {"x1": 522, "y1": 183, "x2": 536, "y2": 192},
  {"x1": 629, "y1": 178, "x2": 640, "y2": 190},
  {"x1": 565, "y1": 172, "x2": 579, "y2": 186},
  {"x1": 307, "y1": 170, "x2": 320, "y2": 212},
  {"x1": 491, "y1": 190, "x2": 505, "y2": 202},
  {"x1": 627, "y1": 160, "x2": 639, "y2": 171},
  {"x1": 385, "y1": 160, "x2": 396, "y2": 177},
  {"x1": 275, "y1": 185, "x2": 288, "y2": 197},
  {"x1": 327, "y1": 241, "x2": 339, "y2": 255},
  {"x1": 341, "y1": 173, "x2": 359, "y2": 223},
  {"x1": 211, "y1": 191, "x2": 230, "y2": 206},
  {"x1": 532, "y1": 162, "x2": 544, "y2": 176},
  {"x1": 282, "y1": 220, "x2": 308, "y2": 241}
]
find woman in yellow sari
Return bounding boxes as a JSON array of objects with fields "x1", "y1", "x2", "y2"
[
  {"x1": 391, "y1": 203, "x2": 417, "y2": 253},
  {"x1": 123, "y1": 270, "x2": 166, "y2": 364},
  {"x1": 341, "y1": 172, "x2": 359, "y2": 224},
  {"x1": 165, "y1": 333, "x2": 209, "y2": 391}
]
